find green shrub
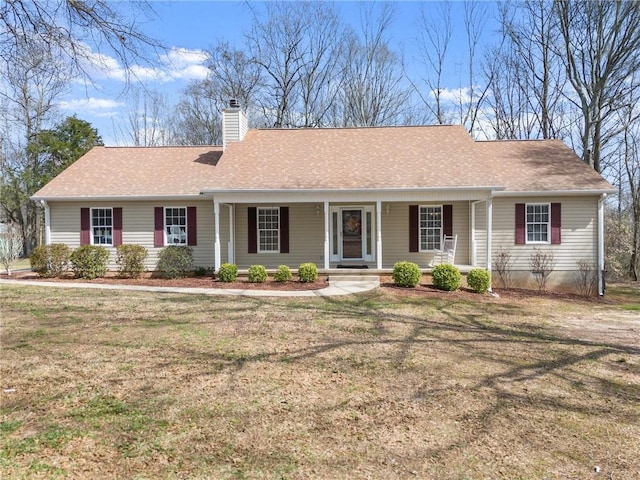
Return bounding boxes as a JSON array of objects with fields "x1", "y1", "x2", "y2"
[
  {"x1": 30, "y1": 244, "x2": 71, "y2": 278},
  {"x1": 193, "y1": 266, "x2": 214, "y2": 277},
  {"x1": 431, "y1": 263, "x2": 462, "y2": 291},
  {"x1": 248, "y1": 264, "x2": 268, "y2": 283},
  {"x1": 156, "y1": 245, "x2": 194, "y2": 279},
  {"x1": 392, "y1": 261, "x2": 421, "y2": 288},
  {"x1": 115, "y1": 244, "x2": 148, "y2": 278},
  {"x1": 217, "y1": 263, "x2": 238, "y2": 282},
  {"x1": 274, "y1": 264, "x2": 292, "y2": 282},
  {"x1": 70, "y1": 245, "x2": 110, "y2": 279},
  {"x1": 467, "y1": 268, "x2": 491, "y2": 293},
  {"x1": 298, "y1": 262, "x2": 318, "y2": 283}
]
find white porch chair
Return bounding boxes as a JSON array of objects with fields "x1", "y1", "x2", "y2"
[{"x1": 430, "y1": 234, "x2": 457, "y2": 266}]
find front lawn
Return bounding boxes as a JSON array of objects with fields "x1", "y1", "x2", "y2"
[{"x1": 1, "y1": 284, "x2": 638, "y2": 479}]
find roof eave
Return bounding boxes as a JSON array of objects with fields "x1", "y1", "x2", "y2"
[
  {"x1": 493, "y1": 189, "x2": 616, "y2": 197},
  {"x1": 31, "y1": 194, "x2": 206, "y2": 202}
]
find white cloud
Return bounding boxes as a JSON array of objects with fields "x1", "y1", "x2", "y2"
[
  {"x1": 58, "y1": 97, "x2": 123, "y2": 117},
  {"x1": 430, "y1": 87, "x2": 473, "y2": 104}
]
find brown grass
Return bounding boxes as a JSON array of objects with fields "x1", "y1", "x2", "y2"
[{"x1": 1, "y1": 283, "x2": 639, "y2": 479}]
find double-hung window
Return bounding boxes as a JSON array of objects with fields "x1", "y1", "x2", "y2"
[
  {"x1": 526, "y1": 203, "x2": 550, "y2": 243},
  {"x1": 165, "y1": 207, "x2": 187, "y2": 245},
  {"x1": 91, "y1": 208, "x2": 113, "y2": 245},
  {"x1": 419, "y1": 205, "x2": 442, "y2": 251},
  {"x1": 258, "y1": 207, "x2": 279, "y2": 252}
]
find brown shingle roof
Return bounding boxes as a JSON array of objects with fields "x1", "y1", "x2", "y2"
[
  {"x1": 33, "y1": 146, "x2": 222, "y2": 198},
  {"x1": 33, "y1": 125, "x2": 613, "y2": 199}
]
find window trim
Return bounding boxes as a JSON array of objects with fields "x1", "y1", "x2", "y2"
[
  {"x1": 257, "y1": 206, "x2": 280, "y2": 253},
  {"x1": 164, "y1": 206, "x2": 188, "y2": 246},
  {"x1": 418, "y1": 205, "x2": 443, "y2": 252},
  {"x1": 90, "y1": 207, "x2": 113, "y2": 246},
  {"x1": 525, "y1": 202, "x2": 551, "y2": 245}
]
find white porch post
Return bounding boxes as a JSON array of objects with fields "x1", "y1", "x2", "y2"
[
  {"x1": 485, "y1": 196, "x2": 493, "y2": 275},
  {"x1": 227, "y1": 204, "x2": 235, "y2": 264},
  {"x1": 376, "y1": 200, "x2": 383, "y2": 269},
  {"x1": 323, "y1": 201, "x2": 330, "y2": 270},
  {"x1": 214, "y1": 200, "x2": 221, "y2": 272}
]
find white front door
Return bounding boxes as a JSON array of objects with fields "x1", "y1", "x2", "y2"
[{"x1": 330, "y1": 206, "x2": 375, "y2": 262}]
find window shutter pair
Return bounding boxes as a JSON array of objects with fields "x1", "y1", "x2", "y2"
[
  {"x1": 515, "y1": 203, "x2": 561, "y2": 245},
  {"x1": 409, "y1": 205, "x2": 452, "y2": 253},
  {"x1": 153, "y1": 207, "x2": 197, "y2": 247},
  {"x1": 80, "y1": 208, "x2": 122, "y2": 246},
  {"x1": 247, "y1": 206, "x2": 289, "y2": 253}
]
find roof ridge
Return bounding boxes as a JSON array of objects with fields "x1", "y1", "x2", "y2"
[{"x1": 253, "y1": 124, "x2": 463, "y2": 132}]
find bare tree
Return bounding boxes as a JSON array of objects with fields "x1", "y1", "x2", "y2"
[
  {"x1": 1, "y1": 0, "x2": 162, "y2": 83},
  {"x1": 173, "y1": 81, "x2": 223, "y2": 145},
  {"x1": 412, "y1": 1, "x2": 453, "y2": 125},
  {"x1": 245, "y1": 1, "x2": 344, "y2": 127},
  {"x1": 115, "y1": 87, "x2": 175, "y2": 146},
  {"x1": 0, "y1": 37, "x2": 68, "y2": 253},
  {"x1": 340, "y1": 4, "x2": 411, "y2": 127},
  {"x1": 555, "y1": 0, "x2": 640, "y2": 174}
]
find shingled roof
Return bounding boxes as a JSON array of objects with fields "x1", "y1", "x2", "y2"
[{"x1": 32, "y1": 125, "x2": 613, "y2": 199}]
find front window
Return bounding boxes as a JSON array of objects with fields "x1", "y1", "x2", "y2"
[
  {"x1": 419, "y1": 205, "x2": 442, "y2": 251},
  {"x1": 258, "y1": 207, "x2": 279, "y2": 252},
  {"x1": 91, "y1": 208, "x2": 113, "y2": 245},
  {"x1": 165, "y1": 207, "x2": 187, "y2": 245},
  {"x1": 526, "y1": 203, "x2": 550, "y2": 243}
]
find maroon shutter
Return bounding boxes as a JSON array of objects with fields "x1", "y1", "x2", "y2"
[
  {"x1": 80, "y1": 208, "x2": 90, "y2": 245},
  {"x1": 443, "y1": 204, "x2": 453, "y2": 236},
  {"x1": 280, "y1": 206, "x2": 289, "y2": 253},
  {"x1": 515, "y1": 203, "x2": 526, "y2": 245},
  {"x1": 409, "y1": 205, "x2": 419, "y2": 252},
  {"x1": 187, "y1": 206, "x2": 197, "y2": 246},
  {"x1": 248, "y1": 207, "x2": 257, "y2": 254},
  {"x1": 113, "y1": 208, "x2": 123, "y2": 246},
  {"x1": 551, "y1": 203, "x2": 561, "y2": 244},
  {"x1": 154, "y1": 207, "x2": 164, "y2": 247}
]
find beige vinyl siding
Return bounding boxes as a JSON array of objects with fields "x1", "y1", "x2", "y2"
[
  {"x1": 491, "y1": 196, "x2": 598, "y2": 271},
  {"x1": 235, "y1": 204, "x2": 324, "y2": 268},
  {"x1": 473, "y1": 201, "x2": 487, "y2": 267},
  {"x1": 49, "y1": 200, "x2": 216, "y2": 270},
  {"x1": 381, "y1": 201, "x2": 470, "y2": 268}
]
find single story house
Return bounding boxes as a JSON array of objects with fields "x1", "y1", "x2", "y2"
[{"x1": 32, "y1": 104, "x2": 614, "y2": 293}]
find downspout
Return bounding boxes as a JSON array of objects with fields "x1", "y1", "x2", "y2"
[
  {"x1": 41, "y1": 200, "x2": 51, "y2": 245},
  {"x1": 598, "y1": 193, "x2": 607, "y2": 296},
  {"x1": 486, "y1": 194, "x2": 493, "y2": 292},
  {"x1": 214, "y1": 200, "x2": 221, "y2": 273}
]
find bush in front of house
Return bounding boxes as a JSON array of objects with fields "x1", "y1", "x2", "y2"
[
  {"x1": 298, "y1": 262, "x2": 318, "y2": 282},
  {"x1": 392, "y1": 261, "x2": 421, "y2": 288},
  {"x1": 248, "y1": 264, "x2": 268, "y2": 283},
  {"x1": 274, "y1": 265, "x2": 292, "y2": 282},
  {"x1": 217, "y1": 263, "x2": 238, "y2": 282},
  {"x1": 156, "y1": 245, "x2": 194, "y2": 279},
  {"x1": 467, "y1": 268, "x2": 491, "y2": 294},
  {"x1": 116, "y1": 244, "x2": 148, "y2": 278},
  {"x1": 70, "y1": 245, "x2": 110, "y2": 279},
  {"x1": 30, "y1": 244, "x2": 71, "y2": 278},
  {"x1": 432, "y1": 263, "x2": 462, "y2": 291}
]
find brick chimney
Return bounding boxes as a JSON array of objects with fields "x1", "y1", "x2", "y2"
[{"x1": 222, "y1": 99, "x2": 247, "y2": 150}]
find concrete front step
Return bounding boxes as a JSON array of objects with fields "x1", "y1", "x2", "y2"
[{"x1": 328, "y1": 275, "x2": 380, "y2": 283}]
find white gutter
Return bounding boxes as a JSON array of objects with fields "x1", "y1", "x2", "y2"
[
  {"x1": 493, "y1": 189, "x2": 616, "y2": 197},
  {"x1": 598, "y1": 193, "x2": 607, "y2": 296},
  {"x1": 200, "y1": 186, "x2": 505, "y2": 195},
  {"x1": 41, "y1": 200, "x2": 51, "y2": 245},
  {"x1": 31, "y1": 194, "x2": 205, "y2": 202}
]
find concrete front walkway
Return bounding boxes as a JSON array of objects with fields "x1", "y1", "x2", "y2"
[{"x1": 0, "y1": 277, "x2": 380, "y2": 297}]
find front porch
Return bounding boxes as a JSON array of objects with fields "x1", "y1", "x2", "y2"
[{"x1": 207, "y1": 191, "x2": 496, "y2": 274}]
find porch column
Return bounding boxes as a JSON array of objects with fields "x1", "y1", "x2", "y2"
[
  {"x1": 376, "y1": 200, "x2": 382, "y2": 269},
  {"x1": 485, "y1": 196, "x2": 493, "y2": 274},
  {"x1": 214, "y1": 200, "x2": 221, "y2": 272},
  {"x1": 323, "y1": 201, "x2": 330, "y2": 270},
  {"x1": 227, "y1": 204, "x2": 235, "y2": 264}
]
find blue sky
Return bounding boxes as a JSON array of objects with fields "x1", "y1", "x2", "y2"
[{"x1": 58, "y1": 1, "x2": 501, "y2": 144}]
